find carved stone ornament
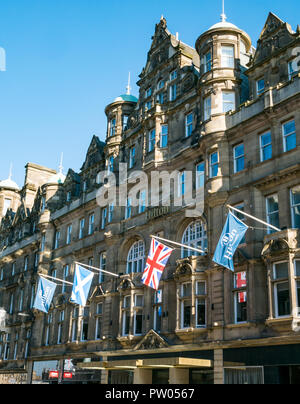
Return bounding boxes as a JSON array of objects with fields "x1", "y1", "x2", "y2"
[
  {"x1": 134, "y1": 329, "x2": 169, "y2": 351},
  {"x1": 262, "y1": 238, "x2": 290, "y2": 258},
  {"x1": 175, "y1": 259, "x2": 193, "y2": 276}
]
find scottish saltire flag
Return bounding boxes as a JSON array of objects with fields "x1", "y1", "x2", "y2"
[
  {"x1": 213, "y1": 212, "x2": 248, "y2": 271},
  {"x1": 71, "y1": 264, "x2": 94, "y2": 307},
  {"x1": 34, "y1": 277, "x2": 57, "y2": 314},
  {"x1": 142, "y1": 238, "x2": 174, "y2": 290}
]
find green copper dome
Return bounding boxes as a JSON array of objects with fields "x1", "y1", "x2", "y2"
[{"x1": 114, "y1": 94, "x2": 138, "y2": 103}]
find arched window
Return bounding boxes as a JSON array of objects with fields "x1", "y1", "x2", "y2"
[
  {"x1": 127, "y1": 240, "x2": 145, "y2": 274},
  {"x1": 181, "y1": 220, "x2": 207, "y2": 258}
]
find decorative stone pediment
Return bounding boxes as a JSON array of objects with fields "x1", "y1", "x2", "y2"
[
  {"x1": 80, "y1": 135, "x2": 105, "y2": 171},
  {"x1": 134, "y1": 329, "x2": 169, "y2": 351},
  {"x1": 251, "y1": 13, "x2": 296, "y2": 66}
]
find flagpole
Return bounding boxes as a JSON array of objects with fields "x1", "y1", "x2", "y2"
[
  {"x1": 74, "y1": 262, "x2": 120, "y2": 278},
  {"x1": 40, "y1": 274, "x2": 74, "y2": 286},
  {"x1": 227, "y1": 205, "x2": 281, "y2": 233},
  {"x1": 150, "y1": 235, "x2": 206, "y2": 255}
]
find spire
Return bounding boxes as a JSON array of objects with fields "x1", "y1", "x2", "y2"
[
  {"x1": 221, "y1": 0, "x2": 227, "y2": 22},
  {"x1": 8, "y1": 163, "x2": 13, "y2": 180},
  {"x1": 59, "y1": 152, "x2": 64, "y2": 174},
  {"x1": 126, "y1": 72, "x2": 131, "y2": 95}
]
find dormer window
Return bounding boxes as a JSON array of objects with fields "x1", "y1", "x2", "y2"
[
  {"x1": 170, "y1": 70, "x2": 177, "y2": 81},
  {"x1": 256, "y1": 78, "x2": 265, "y2": 96}
]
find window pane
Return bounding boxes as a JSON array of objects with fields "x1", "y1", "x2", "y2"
[
  {"x1": 276, "y1": 282, "x2": 290, "y2": 317},
  {"x1": 295, "y1": 261, "x2": 300, "y2": 277},
  {"x1": 196, "y1": 299, "x2": 206, "y2": 327},
  {"x1": 274, "y1": 262, "x2": 289, "y2": 279},
  {"x1": 183, "y1": 301, "x2": 192, "y2": 328}
]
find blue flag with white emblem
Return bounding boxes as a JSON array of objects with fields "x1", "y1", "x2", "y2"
[
  {"x1": 71, "y1": 264, "x2": 94, "y2": 307},
  {"x1": 213, "y1": 211, "x2": 248, "y2": 271},
  {"x1": 34, "y1": 277, "x2": 57, "y2": 314}
]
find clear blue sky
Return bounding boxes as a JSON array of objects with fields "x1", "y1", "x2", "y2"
[{"x1": 0, "y1": 0, "x2": 299, "y2": 187}]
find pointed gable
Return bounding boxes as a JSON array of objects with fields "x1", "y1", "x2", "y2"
[
  {"x1": 139, "y1": 17, "x2": 175, "y2": 80},
  {"x1": 80, "y1": 136, "x2": 105, "y2": 171},
  {"x1": 251, "y1": 12, "x2": 297, "y2": 67}
]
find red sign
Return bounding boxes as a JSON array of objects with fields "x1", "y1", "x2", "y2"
[
  {"x1": 236, "y1": 272, "x2": 247, "y2": 289},
  {"x1": 238, "y1": 292, "x2": 247, "y2": 304},
  {"x1": 63, "y1": 372, "x2": 73, "y2": 379},
  {"x1": 49, "y1": 371, "x2": 59, "y2": 379}
]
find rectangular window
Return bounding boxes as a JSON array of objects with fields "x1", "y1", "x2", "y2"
[
  {"x1": 266, "y1": 194, "x2": 279, "y2": 234},
  {"x1": 79, "y1": 219, "x2": 85, "y2": 239},
  {"x1": 283, "y1": 120, "x2": 296, "y2": 152},
  {"x1": 288, "y1": 59, "x2": 298, "y2": 80},
  {"x1": 54, "y1": 230, "x2": 60, "y2": 249},
  {"x1": 24, "y1": 256, "x2": 28, "y2": 272},
  {"x1": 107, "y1": 156, "x2": 114, "y2": 173},
  {"x1": 221, "y1": 45, "x2": 234, "y2": 68},
  {"x1": 157, "y1": 91, "x2": 164, "y2": 105},
  {"x1": 154, "y1": 290, "x2": 163, "y2": 333},
  {"x1": 260, "y1": 132, "x2": 272, "y2": 162},
  {"x1": 138, "y1": 190, "x2": 147, "y2": 214},
  {"x1": 19, "y1": 289, "x2": 24, "y2": 311},
  {"x1": 185, "y1": 113, "x2": 193, "y2": 137},
  {"x1": 81, "y1": 308, "x2": 89, "y2": 342},
  {"x1": 149, "y1": 129, "x2": 156, "y2": 152},
  {"x1": 170, "y1": 70, "x2": 177, "y2": 81},
  {"x1": 291, "y1": 186, "x2": 300, "y2": 228},
  {"x1": 125, "y1": 198, "x2": 132, "y2": 220},
  {"x1": 223, "y1": 91, "x2": 235, "y2": 113},
  {"x1": 129, "y1": 146, "x2": 136, "y2": 169},
  {"x1": 88, "y1": 214, "x2": 95, "y2": 235},
  {"x1": 204, "y1": 50, "x2": 212, "y2": 73},
  {"x1": 110, "y1": 118, "x2": 116, "y2": 137},
  {"x1": 178, "y1": 172, "x2": 186, "y2": 197},
  {"x1": 196, "y1": 282, "x2": 206, "y2": 328},
  {"x1": 256, "y1": 78, "x2": 265, "y2": 96},
  {"x1": 99, "y1": 252, "x2": 106, "y2": 283},
  {"x1": 209, "y1": 152, "x2": 219, "y2": 178},
  {"x1": 196, "y1": 162, "x2": 205, "y2": 189},
  {"x1": 108, "y1": 203, "x2": 114, "y2": 223},
  {"x1": 62, "y1": 265, "x2": 69, "y2": 294},
  {"x1": 204, "y1": 96, "x2": 211, "y2": 121},
  {"x1": 233, "y1": 143, "x2": 245, "y2": 173},
  {"x1": 95, "y1": 303, "x2": 103, "y2": 340},
  {"x1": 160, "y1": 125, "x2": 168, "y2": 148},
  {"x1": 101, "y1": 208, "x2": 107, "y2": 229},
  {"x1": 273, "y1": 262, "x2": 290, "y2": 318},
  {"x1": 123, "y1": 115, "x2": 129, "y2": 131},
  {"x1": 122, "y1": 296, "x2": 131, "y2": 336},
  {"x1": 66, "y1": 225, "x2": 72, "y2": 245},
  {"x1": 170, "y1": 84, "x2": 177, "y2": 101},
  {"x1": 234, "y1": 291, "x2": 247, "y2": 323},
  {"x1": 3, "y1": 198, "x2": 11, "y2": 216}
]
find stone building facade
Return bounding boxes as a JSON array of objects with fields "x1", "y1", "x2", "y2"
[{"x1": 0, "y1": 12, "x2": 300, "y2": 384}]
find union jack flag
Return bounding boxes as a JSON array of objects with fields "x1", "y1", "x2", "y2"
[{"x1": 142, "y1": 238, "x2": 174, "y2": 290}]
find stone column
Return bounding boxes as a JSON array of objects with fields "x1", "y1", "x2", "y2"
[
  {"x1": 133, "y1": 368, "x2": 152, "y2": 384},
  {"x1": 214, "y1": 349, "x2": 224, "y2": 384},
  {"x1": 169, "y1": 368, "x2": 189, "y2": 384},
  {"x1": 26, "y1": 360, "x2": 34, "y2": 384}
]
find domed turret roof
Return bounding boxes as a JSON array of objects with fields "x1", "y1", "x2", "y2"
[
  {"x1": 0, "y1": 177, "x2": 20, "y2": 191},
  {"x1": 208, "y1": 20, "x2": 239, "y2": 30},
  {"x1": 46, "y1": 171, "x2": 66, "y2": 185},
  {"x1": 113, "y1": 94, "x2": 138, "y2": 103}
]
